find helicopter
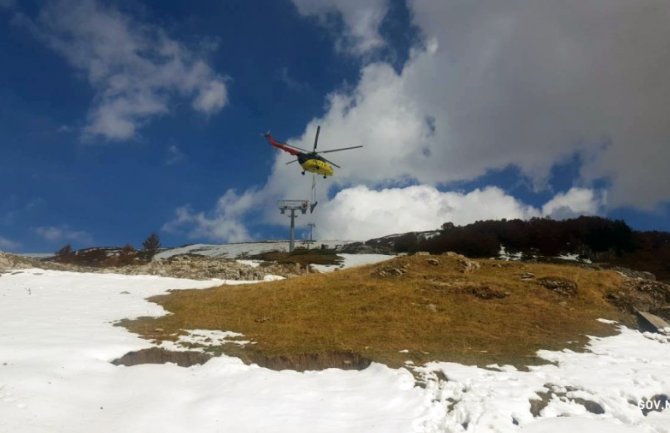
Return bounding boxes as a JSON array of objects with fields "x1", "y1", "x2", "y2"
[{"x1": 264, "y1": 126, "x2": 362, "y2": 178}]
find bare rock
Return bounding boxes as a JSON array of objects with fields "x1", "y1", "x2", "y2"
[
  {"x1": 112, "y1": 347, "x2": 211, "y2": 367},
  {"x1": 442, "y1": 252, "x2": 480, "y2": 273},
  {"x1": 520, "y1": 272, "x2": 536, "y2": 281},
  {"x1": 635, "y1": 310, "x2": 670, "y2": 334},
  {"x1": 607, "y1": 278, "x2": 670, "y2": 314},
  {"x1": 428, "y1": 281, "x2": 509, "y2": 300},
  {"x1": 463, "y1": 284, "x2": 510, "y2": 300},
  {"x1": 614, "y1": 267, "x2": 657, "y2": 281},
  {"x1": 0, "y1": 253, "x2": 41, "y2": 272},
  {"x1": 374, "y1": 266, "x2": 407, "y2": 277},
  {"x1": 537, "y1": 277, "x2": 578, "y2": 297}
]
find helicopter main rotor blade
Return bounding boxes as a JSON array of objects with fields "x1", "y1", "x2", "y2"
[
  {"x1": 312, "y1": 125, "x2": 321, "y2": 152},
  {"x1": 316, "y1": 145, "x2": 363, "y2": 154},
  {"x1": 286, "y1": 159, "x2": 299, "y2": 165},
  {"x1": 321, "y1": 156, "x2": 341, "y2": 169}
]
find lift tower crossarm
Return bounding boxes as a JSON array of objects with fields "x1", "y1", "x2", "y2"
[{"x1": 277, "y1": 200, "x2": 308, "y2": 252}]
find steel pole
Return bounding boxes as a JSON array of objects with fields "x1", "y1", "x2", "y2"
[{"x1": 289, "y1": 208, "x2": 296, "y2": 252}]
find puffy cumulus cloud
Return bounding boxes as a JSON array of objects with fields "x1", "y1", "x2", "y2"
[
  {"x1": 35, "y1": 225, "x2": 92, "y2": 244},
  {"x1": 162, "y1": 190, "x2": 255, "y2": 243},
  {"x1": 542, "y1": 187, "x2": 605, "y2": 220},
  {"x1": 289, "y1": 0, "x2": 670, "y2": 210},
  {"x1": 317, "y1": 185, "x2": 540, "y2": 240},
  {"x1": 15, "y1": 0, "x2": 227, "y2": 141},
  {"x1": 164, "y1": 181, "x2": 606, "y2": 242},
  {"x1": 292, "y1": 0, "x2": 389, "y2": 54},
  {"x1": 168, "y1": 1, "x2": 670, "y2": 240}
]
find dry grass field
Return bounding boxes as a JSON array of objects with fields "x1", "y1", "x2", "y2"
[{"x1": 122, "y1": 254, "x2": 634, "y2": 370}]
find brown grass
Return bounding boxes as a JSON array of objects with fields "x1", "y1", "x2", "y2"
[{"x1": 121, "y1": 255, "x2": 633, "y2": 369}]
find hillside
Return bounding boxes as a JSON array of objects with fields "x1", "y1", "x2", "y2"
[
  {"x1": 365, "y1": 216, "x2": 670, "y2": 281},
  {"x1": 122, "y1": 252, "x2": 669, "y2": 370}
]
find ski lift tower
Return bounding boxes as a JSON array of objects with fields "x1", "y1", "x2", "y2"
[
  {"x1": 306, "y1": 223, "x2": 316, "y2": 249},
  {"x1": 278, "y1": 200, "x2": 309, "y2": 252}
]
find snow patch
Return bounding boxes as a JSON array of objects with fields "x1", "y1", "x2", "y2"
[
  {"x1": 177, "y1": 329, "x2": 250, "y2": 347},
  {"x1": 312, "y1": 253, "x2": 393, "y2": 273}
]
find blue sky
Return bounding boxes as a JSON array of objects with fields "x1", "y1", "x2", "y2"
[{"x1": 1, "y1": 0, "x2": 669, "y2": 252}]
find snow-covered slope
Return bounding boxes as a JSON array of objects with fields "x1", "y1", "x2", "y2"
[
  {"x1": 0, "y1": 269, "x2": 425, "y2": 433},
  {"x1": 155, "y1": 240, "x2": 351, "y2": 260},
  {"x1": 1, "y1": 269, "x2": 668, "y2": 432}
]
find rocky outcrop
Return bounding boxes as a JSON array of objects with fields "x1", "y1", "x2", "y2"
[
  {"x1": 0, "y1": 252, "x2": 307, "y2": 281},
  {"x1": 373, "y1": 263, "x2": 409, "y2": 278},
  {"x1": 0, "y1": 253, "x2": 57, "y2": 272},
  {"x1": 536, "y1": 276, "x2": 578, "y2": 297},
  {"x1": 442, "y1": 252, "x2": 481, "y2": 273},
  {"x1": 607, "y1": 276, "x2": 670, "y2": 314}
]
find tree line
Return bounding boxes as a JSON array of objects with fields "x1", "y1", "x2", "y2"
[
  {"x1": 53, "y1": 232, "x2": 161, "y2": 267},
  {"x1": 371, "y1": 216, "x2": 670, "y2": 281}
]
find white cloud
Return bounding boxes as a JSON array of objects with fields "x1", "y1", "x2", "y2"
[
  {"x1": 0, "y1": 235, "x2": 19, "y2": 251},
  {"x1": 167, "y1": 1, "x2": 670, "y2": 240},
  {"x1": 288, "y1": 0, "x2": 670, "y2": 210},
  {"x1": 192, "y1": 79, "x2": 227, "y2": 114},
  {"x1": 292, "y1": 0, "x2": 389, "y2": 55},
  {"x1": 162, "y1": 190, "x2": 255, "y2": 243},
  {"x1": 164, "y1": 179, "x2": 607, "y2": 242},
  {"x1": 542, "y1": 187, "x2": 604, "y2": 220},
  {"x1": 318, "y1": 185, "x2": 540, "y2": 240},
  {"x1": 16, "y1": 0, "x2": 227, "y2": 141},
  {"x1": 35, "y1": 226, "x2": 92, "y2": 244}
]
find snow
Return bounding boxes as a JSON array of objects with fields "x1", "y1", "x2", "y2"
[
  {"x1": 1, "y1": 268, "x2": 668, "y2": 432},
  {"x1": 557, "y1": 253, "x2": 592, "y2": 264},
  {"x1": 416, "y1": 326, "x2": 670, "y2": 432},
  {"x1": 161, "y1": 329, "x2": 251, "y2": 349},
  {"x1": 312, "y1": 253, "x2": 393, "y2": 272},
  {"x1": 498, "y1": 245, "x2": 524, "y2": 261},
  {"x1": 235, "y1": 259, "x2": 262, "y2": 268},
  {"x1": 498, "y1": 247, "x2": 593, "y2": 264},
  {"x1": 155, "y1": 240, "x2": 350, "y2": 260},
  {"x1": 0, "y1": 269, "x2": 426, "y2": 433}
]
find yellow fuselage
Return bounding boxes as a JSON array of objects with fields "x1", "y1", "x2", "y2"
[{"x1": 301, "y1": 158, "x2": 334, "y2": 177}]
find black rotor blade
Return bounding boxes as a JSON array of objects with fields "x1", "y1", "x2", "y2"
[
  {"x1": 312, "y1": 125, "x2": 321, "y2": 152},
  {"x1": 316, "y1": 145, "x2": 363, "y2": 154},
  {"x1": 286, "y1": 159, "x2": 299, "y2": 165},
  {"x1": 321, "y1": 156, "x2": 341, "y2": 169}
]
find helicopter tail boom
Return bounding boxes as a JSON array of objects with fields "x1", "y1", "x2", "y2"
[{"x1": 265, "y1": 133, "x2": 301, "y2": 156}]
